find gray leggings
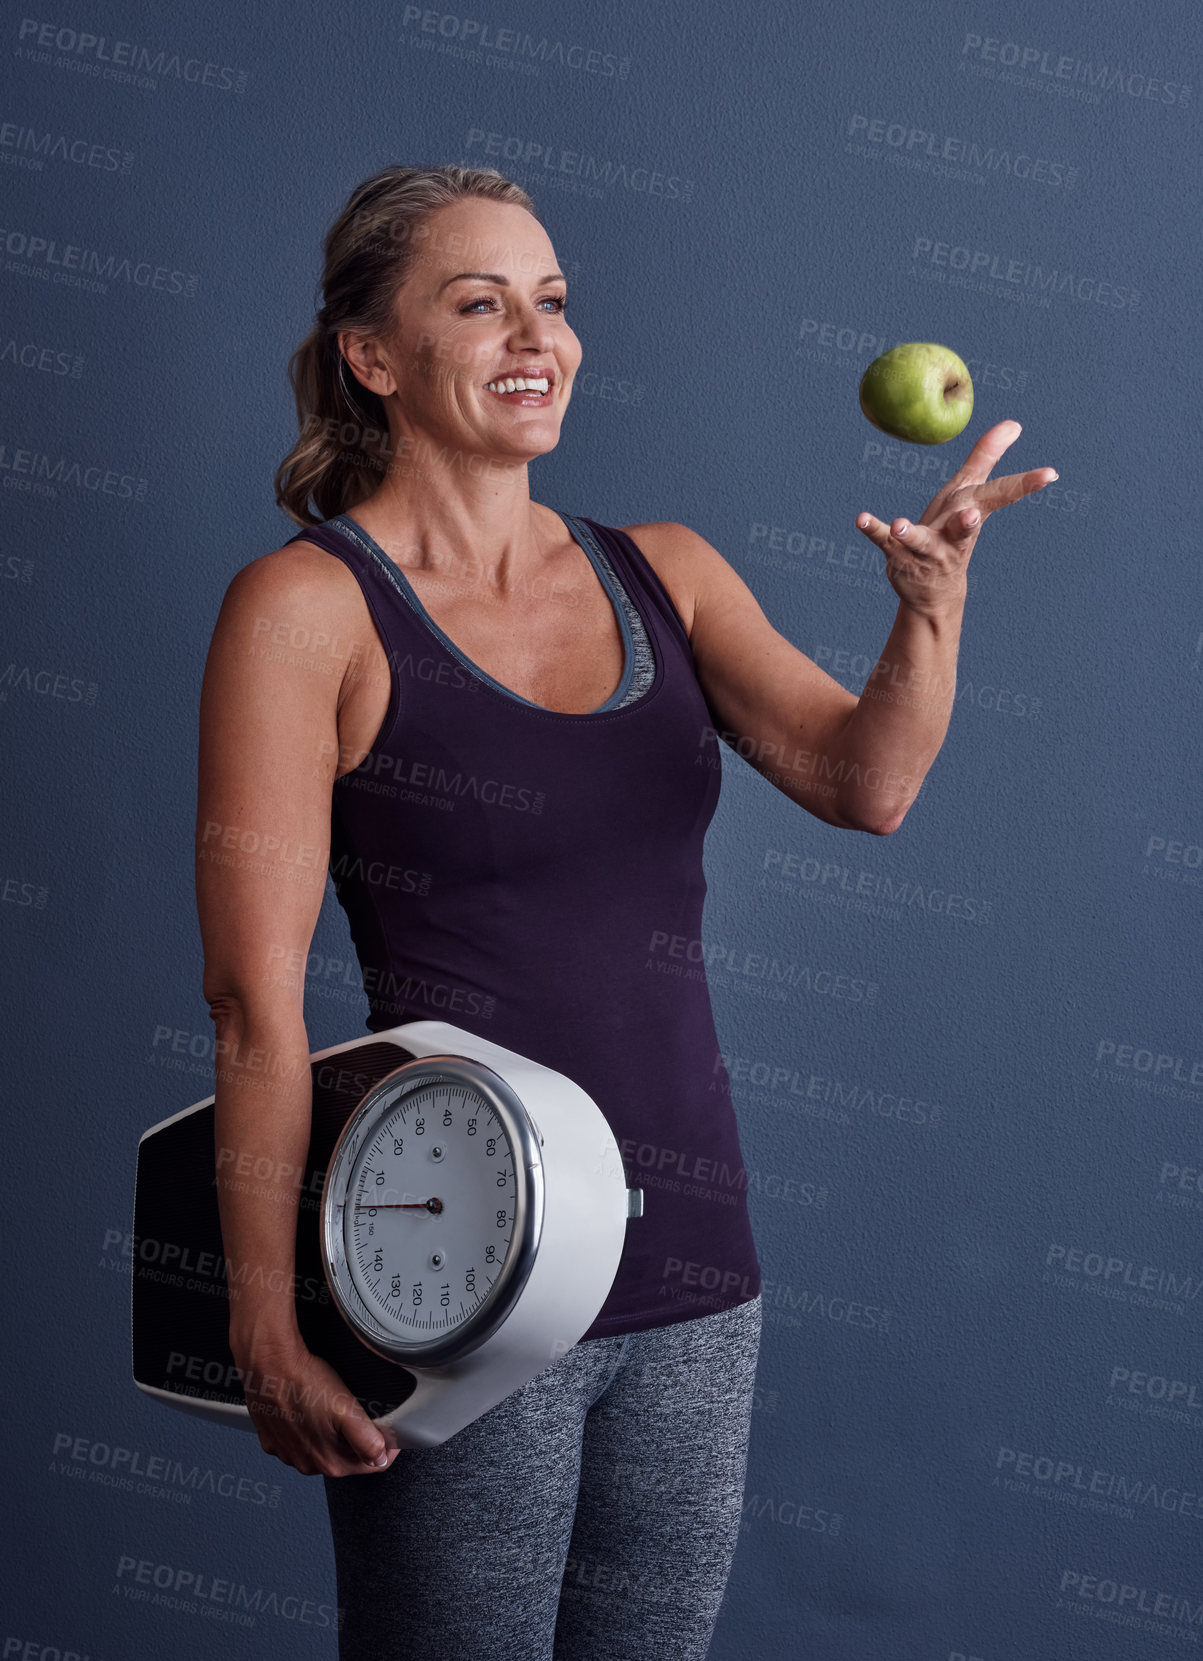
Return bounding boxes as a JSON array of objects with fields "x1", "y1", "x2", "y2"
[{"x1": 323, "y1": 1293, "x2": 763, "y2": 1660}]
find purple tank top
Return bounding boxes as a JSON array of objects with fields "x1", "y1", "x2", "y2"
[{"x1": 286, "y1": 508, "x2": 762, "y2": 1338}]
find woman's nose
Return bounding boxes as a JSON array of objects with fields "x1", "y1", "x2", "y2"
[{"x1": 506, "y1": 304, "x2": 554, "y2": 350}]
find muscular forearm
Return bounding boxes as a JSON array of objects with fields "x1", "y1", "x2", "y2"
[
  {"x1": 209, "y1": 998, "x2": 315, "y2": 1358},
  {"x1": 825, "y1": 593, "x2": 966, "y2": 834}
]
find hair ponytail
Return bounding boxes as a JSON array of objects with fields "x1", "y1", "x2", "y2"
[{"x1": 274, "y1": 164, "x2": 537, "y2": 527}]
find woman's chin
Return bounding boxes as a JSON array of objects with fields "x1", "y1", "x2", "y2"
[{"x1": 485, "y1": 427, "x2": 566, "y2": 466}]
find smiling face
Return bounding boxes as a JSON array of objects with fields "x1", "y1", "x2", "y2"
[{"x1": 341, "y1": 197, "x2": 582, "y2": 469}]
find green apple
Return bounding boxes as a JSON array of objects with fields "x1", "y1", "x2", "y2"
[{"x1": 858, "y1": 342, "x2": 974, "y2": 444}]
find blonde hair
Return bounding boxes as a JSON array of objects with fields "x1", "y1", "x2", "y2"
[{"x1": 274, "y1": 164, "x2": 537, "y2": 527}]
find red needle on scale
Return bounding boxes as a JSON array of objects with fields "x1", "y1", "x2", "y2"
[{"x1": 354, "y1": 1198, "x2": 443, "y2": 1213}]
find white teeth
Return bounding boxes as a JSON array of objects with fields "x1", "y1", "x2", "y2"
[{"x1": 486, "y1": 376, "x2": 549, "y2": 394}]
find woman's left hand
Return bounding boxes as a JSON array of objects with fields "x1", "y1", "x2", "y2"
[{"x1": 854, "y1": 419, "x2": 1058, "y2": 618}]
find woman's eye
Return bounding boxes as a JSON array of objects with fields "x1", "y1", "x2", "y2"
[{"x1": 458, "y1": 295, "x2": 567, "y2": 315}]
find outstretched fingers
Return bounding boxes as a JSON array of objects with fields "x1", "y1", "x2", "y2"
[
  {"x1": 971, "y1": 465, "x2": 1060, "y2": 515},
  {"x1": 855, "y1": 515, "x2": 936, "y2": 588},
  {"x1": 952, "y1": 417, "x2": 1024, "y2": 486},
  {"x1": 855, "y1": 511, "x2": 968, "y2": 552}
]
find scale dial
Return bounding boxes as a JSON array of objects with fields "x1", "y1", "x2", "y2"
[{"x1": 320, "y1": 1056, "x2": 544, "y2": 1366}]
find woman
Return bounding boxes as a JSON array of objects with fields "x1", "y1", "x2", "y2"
[{"x1": 197, "y1": 164, "x2": 1056, "y2": 1659}]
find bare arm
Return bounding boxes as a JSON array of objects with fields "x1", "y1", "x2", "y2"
[
  {"x1": 676, "y1": 539, "x2": 965, "y2": 833},
  {"x1": 197, "y1": 545, "x2": 398, "y2": 1477},
  {"x1": 623, "y1": 420, "x2": 1057, "y2": 833}
]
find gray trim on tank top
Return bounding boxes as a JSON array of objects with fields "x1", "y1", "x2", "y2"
[{"x1": 327, "y1": 511, "x2": 656, "y2": 713}]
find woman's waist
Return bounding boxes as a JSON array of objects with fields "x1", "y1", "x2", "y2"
[{"x1": 357, "y1": 959, "x2": 728, "y2": 1084}]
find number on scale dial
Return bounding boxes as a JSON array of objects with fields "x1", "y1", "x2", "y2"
[{"x1": 344, "y1": 1082, "x2": 519, "y2": 1335}]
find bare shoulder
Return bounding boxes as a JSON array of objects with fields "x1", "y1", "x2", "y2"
[
  {"x1": 216, "y1": 533, "x2": 365, "y2": 635},
  {"x1": 616, "y1": 520, "x2": 757, "y2": 642}
]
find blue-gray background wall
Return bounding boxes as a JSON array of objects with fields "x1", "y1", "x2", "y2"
[{"x1": 4, "y1": 1, "x2": 1200, "y2": 1656}]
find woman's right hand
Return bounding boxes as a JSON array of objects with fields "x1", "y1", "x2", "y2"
[{"x1": 237, "y1": 1332, "x2": 402, "y2": 1478}]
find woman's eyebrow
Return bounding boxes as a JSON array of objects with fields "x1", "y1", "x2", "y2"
[{"x1": 438, "y1": 270, "x2": 567, "y2": 291}]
